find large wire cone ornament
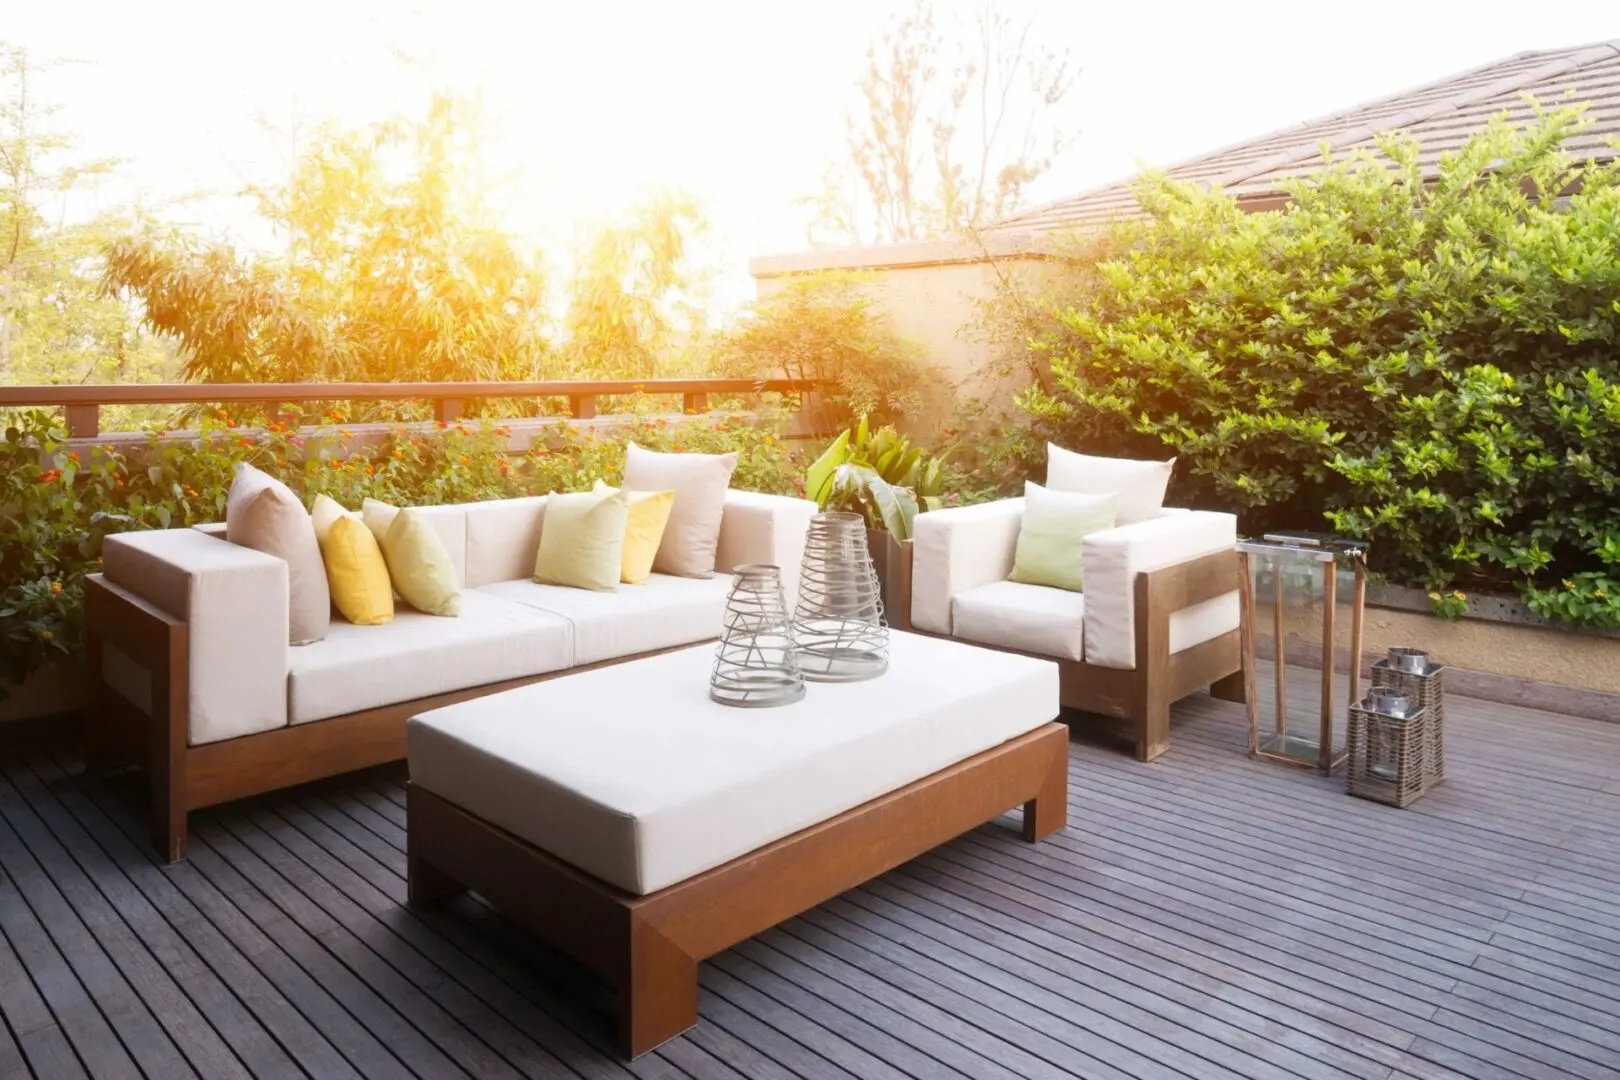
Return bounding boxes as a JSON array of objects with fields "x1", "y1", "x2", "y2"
[
  {"x1": 710, "y1": 564, "x2": 806, "y2": 708},
  {"x1": 793, "y1": 512, "x2": 889, "y2": 682}
]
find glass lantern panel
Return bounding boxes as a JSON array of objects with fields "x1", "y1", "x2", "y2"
[{"x1": 1239, "y1": 542, "x2": 1352, "y2": 768}]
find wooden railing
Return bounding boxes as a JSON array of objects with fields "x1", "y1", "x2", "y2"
[{"x1": 0, "y1": 378, "x2": 822, "y2": 438}]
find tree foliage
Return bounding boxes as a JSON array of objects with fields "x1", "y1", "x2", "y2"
[
  {"x1": 809, "y1": 1, "x2": 1075, "y2": 245},
  {"x1": 0, "y1": 42, "x2": 171, "y2": 393},
  {"x1": 1015, "y1": 104, "x2": 1620, "y2": 623},
  {"x1": 720, "y1": 271, "x2": 949, "y2": 428},
  {"x1": 104, "y1": 94, "x2": 552, "y2": 394}
]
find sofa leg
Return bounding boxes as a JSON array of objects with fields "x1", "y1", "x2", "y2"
[{"x1": 1210, "y1": 669, "x2": 1247, "y2": 704}]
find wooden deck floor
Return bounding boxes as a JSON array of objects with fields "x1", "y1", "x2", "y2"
[{"x1": 1, "y1": 687, "x2": 1619, "y2": 1080}]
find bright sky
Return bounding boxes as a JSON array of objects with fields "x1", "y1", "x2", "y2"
[{"x1": 12, "y1": 0, "x2": 1620, "y2": 309}]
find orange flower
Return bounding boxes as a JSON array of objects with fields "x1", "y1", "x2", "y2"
[
  {"x1": 40, "y1": 630, "x2": 53, "y2": 644},
  {"x1": 184, "y1": 486, "x2": 199, "y2": 498},
  {"x1": 391, "y1": 448, "x2": 402, "y2": 459},
  {"x1": 238, "y1": 435, "x2": 254, "y2": 447},
  {"x1": 339, "y1": 429, "x2": 354, "y2": 441},
  {"x1": 435, "y1": 420, "x2": 448, "y2": 430},
  {"x1": 37, "y1": 469, "x2": 61, "y2": 484},
  {"x1": 50, "y1": 580, "x2": 63, "y2": 596},
  {"x1": 364, "y1": 464, "x2": 375, "y2": 477},
  {"x1": 460, "y1": 455, "x2": 471, "y2": 466},
  {"x1": 66, "y1": 451, "x2": 81, "y2": 465},
  {"x1": 494, "y1": 425, "x2": 512, "y2": 437}
]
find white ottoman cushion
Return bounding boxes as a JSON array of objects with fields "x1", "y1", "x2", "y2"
[{"x1": 407, "y1": 632, "x2": 1059, "y2": 895}]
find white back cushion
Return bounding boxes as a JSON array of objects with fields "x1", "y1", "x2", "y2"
[
  {"x1": 464, "y1": 496, "x2": 548, "y2": 587},
  {"x1": 1046, "y1": 444, "x2": 1176, "y2": 525}
]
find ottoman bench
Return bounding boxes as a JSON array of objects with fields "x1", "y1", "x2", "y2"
[{"x1": 405, "y1": 631, "x2": 1068, "y2": 1057}]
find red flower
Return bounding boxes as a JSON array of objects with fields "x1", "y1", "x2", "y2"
[{"x1": 37, "y1": 469, "x2": 62, "y2": 484}]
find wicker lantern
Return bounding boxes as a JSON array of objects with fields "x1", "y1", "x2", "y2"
[
  {"x1": 1347, "y1": 687, "x2": 1430, "y2": 808},
  {"x1": 1370, "y1": 646, "x2": 1445, "y2": 788},
  {"x1": 710, "y1": 564, "x2": 806, "y2": 708},
  {"x1": 793, "y1": 512, "x2": 889, "y2": 682}
]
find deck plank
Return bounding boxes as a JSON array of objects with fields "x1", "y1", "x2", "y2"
[{"x1": 0, "y1": 677, "x2": 1616, "y2": 1079}]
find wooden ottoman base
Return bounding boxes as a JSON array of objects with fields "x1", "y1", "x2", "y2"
[{"x1": 407, "y1": 721, "x2": 1070, "y2": 1057}]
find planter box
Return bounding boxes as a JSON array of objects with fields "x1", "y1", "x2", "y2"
[
  {"x1": 0, "y1": 657, "x2": 83, "y2": 725},
  {"x1": 867, "y1": 529, "x2": 913, "y2": 632}
]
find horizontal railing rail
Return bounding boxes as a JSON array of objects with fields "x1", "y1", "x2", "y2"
[{"x1": 0, "y1": 378, "x2": 821, "y2": 438}]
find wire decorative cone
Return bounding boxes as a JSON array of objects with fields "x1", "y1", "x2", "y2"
[
  {"x1": 710, "y1": 564, "x2": 806, "y2": 708},
  {"x1": 793, "y1": 512, "x2": 889, "y2": 682}
]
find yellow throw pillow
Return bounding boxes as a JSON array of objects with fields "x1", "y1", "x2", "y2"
[
  {"x1": 534, "y1": 488, "x2": 631, "y2": 592},
  {"x1": 592, "y1": 480, "x2": 676, "y2": 584},
  {"x1": 380, "y1": 508, "x2": 461, "y2": 616},
  {"x1": 320, "y1": 514, "x2": 395, "y2": 625}
]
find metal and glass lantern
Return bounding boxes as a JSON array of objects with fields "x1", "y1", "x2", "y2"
[
  {"x1": 1370, "y1": 646, "x2": 1445, "y2": 788},
  {"x1": 793, "y1": 512, "x2": 889, "y2": 682},
  {"x1": 1236, "y1": 533, "x2": 1367, "y2": 773},
  {"x1": 710, "y1": 564, "x2": 806, "y2": 708}
]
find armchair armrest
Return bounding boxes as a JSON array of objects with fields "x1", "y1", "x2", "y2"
[
  {"x1": 1082, "y1": 511, "x2": 1239, "y2": 670},
  {"x1": 909, "y1": 498, "x2": 1026, "y2": 634},
  {"x1": 101, "y1": 529, "x2": 290, "y2": 745},
  {"x1": 716, "y1": 489, "x2": 819, "y2": 606}
]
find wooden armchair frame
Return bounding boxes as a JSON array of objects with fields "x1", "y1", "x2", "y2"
[{"x1": 898, "y1": 546, "x2": 1246, "y2": 760}]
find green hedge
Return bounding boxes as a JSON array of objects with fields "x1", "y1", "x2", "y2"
[
  {"x1": 0, "y1": 408, "x2": 802, "y2": 699},
  {"x1": 1017, "y1": 105, "x2": 1620, "y2": 625}
]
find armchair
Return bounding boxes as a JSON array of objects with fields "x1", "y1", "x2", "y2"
[{"x1": 908, "y1": 501, "x2": 1244, "y2": 760}]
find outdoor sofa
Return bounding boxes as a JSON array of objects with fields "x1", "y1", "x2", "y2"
[{"x1": 83, "y1": 487, "x2": 818, "y2": 862}]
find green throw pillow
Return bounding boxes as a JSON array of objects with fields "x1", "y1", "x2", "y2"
[
  {"x1": 380, "y1": 508, "x2": 462, "y2": 617},
  {"x1": 1008, "y1": 482, "x2": 1119, "y2": 592},
  {"x1": 533, "y1": 488, "x2": 631, "y2": 592}
]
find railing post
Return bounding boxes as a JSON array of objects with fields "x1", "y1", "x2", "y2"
[
  {"x1": 434, "y1": 398, "x2": 463, "y2": 423},
  {"x1": 65, "y1": 404, "x2": 100, "y2": 439},
  {"x1": 569, "y1": 394, "x2": 597, "y2": 420},
  {"x1": 682, "y1": 392, "x2": 708, "y2": 414}
]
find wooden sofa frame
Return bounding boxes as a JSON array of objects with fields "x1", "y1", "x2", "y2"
[
  {"x1": 896, "y1": 546, "x2": 1246, "y2": 761},
  {"x1": 82, "y1": 574, "x2": 687, "y2": 862},
  {"x1": 407, "y1": 721, "x2": 1070, "y2": 1057}
]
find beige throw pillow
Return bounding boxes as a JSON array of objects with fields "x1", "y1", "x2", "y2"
[
  {"x1": 621, "y1": 442, "x2": 738, "y2": 577},
  {"x1": 1045, "y1": 444, "x2": 1176, "y2": 525},
  {"x1": 225, "y1": 462, "x2": 330, "y2": 644}
]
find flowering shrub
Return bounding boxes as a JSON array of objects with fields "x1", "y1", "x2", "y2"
[{"x1": 0, "y1": 406, "x2": 803, "y2": 698}]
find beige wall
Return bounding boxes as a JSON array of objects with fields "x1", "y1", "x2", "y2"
[{"x1": 749, "y1": 234, "x2": 1060, "y2": 398}]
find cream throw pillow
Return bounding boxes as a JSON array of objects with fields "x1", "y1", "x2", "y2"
[
  {"x1": 1008, "y1": 482, "x2": 1118, "y2": 592},
  {"x1": 225, "y1": 463, "x2": 330, "y2": 644},
  {"x1": 621, "y1": 442, "x2": 737, "y2": 577},
  {"x1": 364, "y1": 499, "x2": 461, "y2": 616},
  {"x1": 592, "y1": 480, "x2": 676, "y2": 584},
  {"x1": 533, "y1": 488, "x2": 631, "y2": 592},
  {"x1": 1045, "y1": 444, "x2": 1175, "y2": 525}
]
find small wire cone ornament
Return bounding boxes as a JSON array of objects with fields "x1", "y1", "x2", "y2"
[
  {"x1": 710, "y1": 564, "x2": 806, "y2": 708},
  {"x1": 793, "y1": 511, "x2": 889, "y2": 682}
]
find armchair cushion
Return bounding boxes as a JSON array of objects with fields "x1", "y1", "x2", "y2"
[
  {"x1": 1008, "y1": 482, "x2": 1117, "y2": 592},
  {"x1": 909, "y1": 498, "x2": 1025, "y2": 635},
  {"x1": 1046, "y1": 445, "x2": 1175, "y2": 525},
  {"x1": 952, "y1": 580, "x2": 1085, "y2": 662},
  {"x1": 1082, "y1": 511, "x2": 1240, "y2": 670},
  {"x1": 102, "y1": 529, "x2": 291, "y2": 745}
]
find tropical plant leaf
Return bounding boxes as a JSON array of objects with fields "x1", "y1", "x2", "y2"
[{"x1": 805, "y1": 430, "x2": 851, "y2": 507}]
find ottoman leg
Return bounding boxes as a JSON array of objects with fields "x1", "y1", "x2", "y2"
[
  {"x1": 1022, "y1": 732, "x2": 1069, "y2": 843},
  {"x1": 407, "y1": 849, "x2": 464, "y2": 904},
  {"x1": 621, "y1": 920, "x2": 699, "y2": 1058}
]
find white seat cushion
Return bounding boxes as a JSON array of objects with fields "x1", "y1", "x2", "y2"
[
  {"x1": 406, "y1": 632, "x2": 1059, "y2": 895},
  {"x1": 951, "y1": 580, "x2": 1086, "y2": 662},
  {"x1": 476, "y1": 574, "x2": 729, "y2": 666},
  {"x1": 287, "y1": 591, "x2": 572, "y2": 725}
]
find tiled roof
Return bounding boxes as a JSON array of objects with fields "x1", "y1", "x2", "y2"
[{"x1": 991, "y1": 40, "x2": 1620, "y2": 234}]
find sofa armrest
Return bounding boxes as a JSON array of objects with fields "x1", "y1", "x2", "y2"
[
  {"x1": 715, "y1": 489, "x2": 819, "y2": 606},
  {"x1": 101, "y1": 529, "x2": 291, "y2": 745},
  {"x1": 1082, "y1": 511, "x2": 1239, "y2": 670},
  {"x1": 909, "y1": 498, "x2": 1026, "y2": 635}
]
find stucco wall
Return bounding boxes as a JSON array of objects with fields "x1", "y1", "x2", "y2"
[{"x1": 750, "y1": 234, "x2": 1060, "y2": 397}]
